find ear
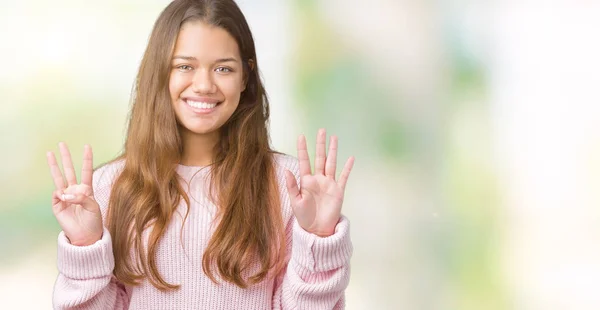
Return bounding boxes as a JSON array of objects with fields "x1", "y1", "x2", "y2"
[{"x1": 242, "y1": 59, "x2": 255, "y2": 92}]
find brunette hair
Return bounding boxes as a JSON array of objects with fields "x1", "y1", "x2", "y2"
[{"x1": 106, "y1": 0, "x2": 285, "y2": 290}]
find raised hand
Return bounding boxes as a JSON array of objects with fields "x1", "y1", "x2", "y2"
[
  {"x1": 285, "y1": 129, "x2": 354, "y2": 237},
  {"x1": 46, "y1": 142, "x2": 103, "y2": 246}
]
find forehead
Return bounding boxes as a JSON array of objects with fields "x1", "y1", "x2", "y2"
[{"x1": 173, "y1": 21, "x2": 240, "y2": 60}]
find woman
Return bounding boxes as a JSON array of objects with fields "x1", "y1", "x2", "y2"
[{"x1": 47, "y1": 0, "x2": 354, "y2": 309}]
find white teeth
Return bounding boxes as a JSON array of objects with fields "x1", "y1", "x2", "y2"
[{"x1": 186, "y1": 100, "x2": 217, "y2": 109}]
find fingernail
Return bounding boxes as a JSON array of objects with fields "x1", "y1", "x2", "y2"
[{"x1": 61, "y1": 194, "x2": 75, "y2": 201}]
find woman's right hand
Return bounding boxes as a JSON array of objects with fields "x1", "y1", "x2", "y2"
[{"x1": 46, "y1": 142, "x2": 103, "y2": 246}]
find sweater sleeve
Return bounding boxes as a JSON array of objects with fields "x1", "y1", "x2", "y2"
[
  {"x1": 52, "y1": 161, "x2": 131, "y2": 309},
  {"x1": 272, "y1": 216, "x2": 353, "y2": 310},
  {"x1": 272, "y1": 155, "x2": 353, "y2": 309},
  {"x1": 52, "y1": 228, "x2": 130, "y2": 309}
]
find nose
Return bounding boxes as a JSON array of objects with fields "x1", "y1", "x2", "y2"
[{"x1": 191, "y1": 69, "x2": 217, "y2": 94}]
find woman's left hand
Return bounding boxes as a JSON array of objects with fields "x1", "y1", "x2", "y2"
[{"x1": 285, "y1": 129, "x2": 354, "y2": 237}]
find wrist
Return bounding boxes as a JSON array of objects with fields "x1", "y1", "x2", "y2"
[
  {"x1": 304, "y1": 218, "x2": 340, "y2": 237},
  {"x1": 66, "y1": 232, "x2": 103, "y2": 247}
]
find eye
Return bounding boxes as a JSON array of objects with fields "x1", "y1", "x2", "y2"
[
  {"x1": 215, "y1": 67, "x2": 233, "y2": 73},
  {"x1": 176, "y1": 65, "x2": 193, "y2": 72}
]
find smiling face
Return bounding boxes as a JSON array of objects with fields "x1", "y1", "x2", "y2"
[{"x1": 169, "y1": 20, "x2": 246, "y2": 140}]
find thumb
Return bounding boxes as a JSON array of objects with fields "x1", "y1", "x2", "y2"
[
  {"x1": 61, "y1": 193, "x2": 99, "y2": 213},
  {"x1": 285, "y1": 170, "x2": 300, "y2": 203}
]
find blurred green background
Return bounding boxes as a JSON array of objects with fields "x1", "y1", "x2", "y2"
[{"x1": 2, "y1": 0, "x2": 600, "y2": 309}]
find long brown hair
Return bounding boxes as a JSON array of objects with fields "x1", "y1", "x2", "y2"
[{"x1": 106, "y1": 0, "x2": 285, "y2": 290}]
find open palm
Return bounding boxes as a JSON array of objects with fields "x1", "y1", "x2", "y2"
[
  {"x1": 46, "y1": 142, "x2": 103, "y2": 246},
  {"x1": 285, "y1": 129, "x2": 354, "y2": 237}
]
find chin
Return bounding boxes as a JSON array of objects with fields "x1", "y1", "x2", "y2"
[{"x1": 183, "y1": 125, "x2": 221, "y2": 136}]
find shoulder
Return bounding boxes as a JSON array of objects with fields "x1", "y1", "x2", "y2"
[
  {"x1": 92, "y1": 159, "x2": 126, "y2": 190},
  {"x1": 271, "y1": 153, "x2": 300, "y2": 221},
  {"x1": 92, "y1": 159, "x2": 126, "y2": 217},
  {"x1": 272, "y1": 152, "x2": 300, "y2": 178}
]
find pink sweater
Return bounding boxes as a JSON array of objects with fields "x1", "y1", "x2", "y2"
[{"x1": 52, "y1": 154, "x2": 352, "y2": 310}]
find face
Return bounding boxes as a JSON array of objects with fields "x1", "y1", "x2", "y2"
[{"x1": 169, "y1": 21, "x2": 246, "y2": 138}]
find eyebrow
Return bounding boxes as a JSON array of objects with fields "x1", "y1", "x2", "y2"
[{"x1": 172, "y1": 55, "x2": 239, "y2": 63}]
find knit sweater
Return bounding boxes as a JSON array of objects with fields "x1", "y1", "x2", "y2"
[{"x1": 52, "y1": 154, "x2": 352, "y2": 310}]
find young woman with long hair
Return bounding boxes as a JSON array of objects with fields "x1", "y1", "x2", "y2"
[{"x1": 46, "y1": 1, "x2": 354, "y2": 309}]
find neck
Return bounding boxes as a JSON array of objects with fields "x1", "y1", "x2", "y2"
[{"x1": 179, "y1": 128, "x2": 220, "y2": 167}]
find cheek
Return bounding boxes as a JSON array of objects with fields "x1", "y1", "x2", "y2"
[
  {"x1": 169, "y1": 74, "x2": 188, "y2": 99},
  {"x1": 219, "y1": 77, "x2": 244, "y2": 102}
]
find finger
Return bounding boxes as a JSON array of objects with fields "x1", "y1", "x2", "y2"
[
  {"x1": 284, "y1": 170, "x2": 301, "y2": 202},
  {"x1": 52, "y1": 189, "x2": 67, "y2": 214},
  {"x1": 46, "y1": 151, "x2": 66, "y2": 190},
  {"x1": 325, "y1": 135, "x2": 337, "y2": 179},
  {"x1": 52, "y1": 189, "x2": 63, "y2": 205},
  {"x1": 60, "y1": 192, "x2": 98, "y2": 213},
  {"x1": 338, "y1": 156, "x2": 355, "y2": 192},
  {"x1": 81, "y1": 145, "x2": 93, "y2": 187},
  {"x1": 59, "y1": 142, "x2": 78, "y2": 186},
  {"x1": 315, "y1": 128, "x2": 326, "y2": 175},
  {"x1": 297, "y1": 135, "x2": 311, "y2": 177}
]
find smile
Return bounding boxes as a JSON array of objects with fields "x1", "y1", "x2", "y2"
[
  {"x1": 183, "y1": 98, "x2": 222, "y2": 114},
  {"x1": 185, "y1": 99, "x2": 219, "y2": 109}
]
